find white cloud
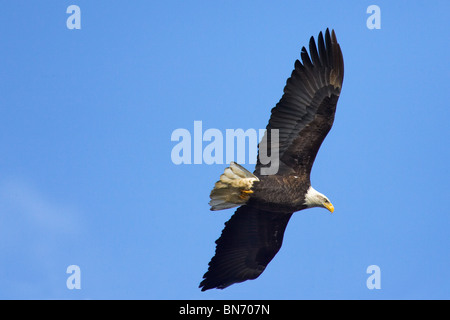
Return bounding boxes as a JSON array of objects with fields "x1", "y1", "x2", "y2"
[
  {"x1": 0, "y1": 178, "x2": 85, "y2": 298},
  {"x1": 0, "y1": 179, "x2": 82, "y2": 234}
]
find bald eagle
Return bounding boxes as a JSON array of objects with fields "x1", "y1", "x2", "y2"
[{"x1": 200, "y1": 29, "x2": 344, "y2": 291}]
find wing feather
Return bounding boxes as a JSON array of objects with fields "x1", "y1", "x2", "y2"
[
  {"x1": 255, "y1": 28, "x2": 344, "y2": 176},
  {"x1": 199, "y1": 205, "x2": 293, "y2": 291}
]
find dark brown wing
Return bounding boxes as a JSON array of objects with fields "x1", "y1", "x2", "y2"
[
  {"x1": 255, "y1": 29, "x2": 344, "y2": 177},
  {"x1": 199, "y1": 205, "x2": 293, "y2": 291}
]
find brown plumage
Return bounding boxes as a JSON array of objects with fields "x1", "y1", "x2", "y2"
[{"x1": 200, "y1": 29, "x2": 344, "y2": 291}]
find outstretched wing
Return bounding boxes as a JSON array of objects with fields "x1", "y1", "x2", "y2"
[
  {"x1": 255, "y1": 29, "x2": 344, "y2": 177},
  {"x1": 199, "y1": 205, "x2": 293, "y2": 291}
]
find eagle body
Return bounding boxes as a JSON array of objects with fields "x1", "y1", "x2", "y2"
[
  {"x1": 248, "y1": 175, "x2": 310, "y2": 213},
  {"x1": 200, "y1": 29, "x2": 344, "y2": 291}
]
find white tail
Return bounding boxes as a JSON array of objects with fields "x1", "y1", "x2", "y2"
[{"x1": 209, "y1": 162, "x2": 259, "y2": 211}]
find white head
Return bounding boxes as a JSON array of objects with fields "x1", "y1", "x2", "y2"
[{"x1": 304, "y1": 186, "x2": 334, "y2": 213}]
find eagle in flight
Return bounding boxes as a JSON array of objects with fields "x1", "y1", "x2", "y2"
[{"x1": 200, "y1": 29, "x2": 344, "y2": 291}]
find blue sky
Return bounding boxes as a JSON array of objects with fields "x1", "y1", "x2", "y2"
[{"x1": 0, "y1": 1, "x2": 449, "y2": 299}]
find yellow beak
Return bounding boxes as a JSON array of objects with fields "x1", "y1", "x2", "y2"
[{"x1": 324, "y1": 202, "x2": 334, "y2": 213}]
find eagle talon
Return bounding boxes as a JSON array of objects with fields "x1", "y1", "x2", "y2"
[{"x1": 239, "y1": 190, "x2": 252, "y2": 200}]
